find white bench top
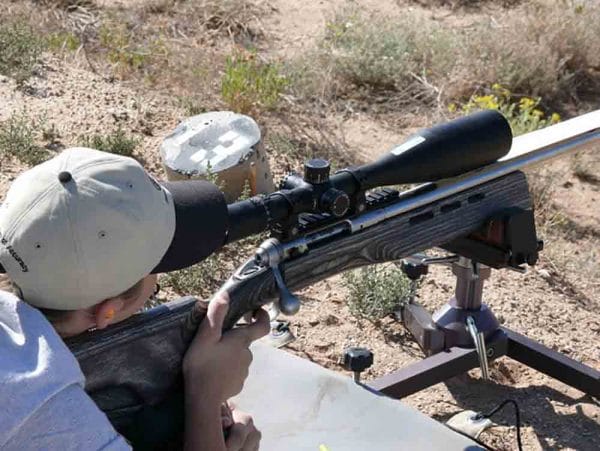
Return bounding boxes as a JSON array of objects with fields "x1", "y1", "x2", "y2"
[{"x1": 233, "y1": 343, "x2": 480, "y2": 450}]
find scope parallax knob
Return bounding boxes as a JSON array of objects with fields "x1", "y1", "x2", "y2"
[
  {"x1": 321, "y1": 188, "x2": 350, "y2": 217},
  {"x1": 343, "y1": 347, "x2": 374, "y2": 383},
  {"x1": 304, "y1": 158, "x2": 330, "y2": 184}
]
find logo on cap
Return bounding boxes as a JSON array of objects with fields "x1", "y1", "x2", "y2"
[{"x1": 0, "y1": 233, "x2": 28, "y2": 272}]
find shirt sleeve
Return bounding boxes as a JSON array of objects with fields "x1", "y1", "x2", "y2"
[{"x1": 2, "y1": 383, "x2": 131, "y2": 451}]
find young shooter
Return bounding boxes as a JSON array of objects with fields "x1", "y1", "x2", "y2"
[{"x1": 0, "y1": 147, "x2": 269, "y2": 450}]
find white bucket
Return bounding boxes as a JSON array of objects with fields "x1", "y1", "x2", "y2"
[{"x1": 160, "y1": 111, "x2": 275, "y2": 202}]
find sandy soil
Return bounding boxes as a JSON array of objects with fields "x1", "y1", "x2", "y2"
[{"x1": 0, "y1": 1, "x2": 598, "y2": 450}]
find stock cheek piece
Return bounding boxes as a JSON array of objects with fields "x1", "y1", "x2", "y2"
[{"x1": 152, "y1": 180, "x2": 229, "y2": 273}]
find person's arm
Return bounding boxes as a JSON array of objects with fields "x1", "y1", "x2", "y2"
[
  {"x1": 182, "y1": 293, "x2": 269, "y2": 451},
  {"x1": 3, "y1": 383, "x2": 131, "y2": 451}
]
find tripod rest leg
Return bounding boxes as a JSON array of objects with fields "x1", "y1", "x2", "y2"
[
  {"x1": 503, "y1": 327, "x2": 600, "y2": 398},
  {"x1": 369, "y1": 331, "x2": 508, "y2": 399}
]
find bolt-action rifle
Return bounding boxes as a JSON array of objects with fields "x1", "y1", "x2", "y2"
[{"x1": 66, "y1": 109, "x2": 600, "y2": 446}]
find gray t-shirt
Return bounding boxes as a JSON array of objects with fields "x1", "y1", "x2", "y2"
[{"x1": 0, "y1": 290, "x2": 130, "y2": 450}]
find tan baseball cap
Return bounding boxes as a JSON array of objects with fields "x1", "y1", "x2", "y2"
[{"x1": 0, "y1": 148, "x2": 228, "y2": 310}]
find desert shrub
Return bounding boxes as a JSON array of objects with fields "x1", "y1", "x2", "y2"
[
  {"x1": 0, "y1": 21, "x2": 44, "y2": 86},
  {"x1": 453, "y1": 84, "x2": 561, "y2": 136},
  {"x1": 297, "y1": 1, "x2": 600, "y2": 108},
  {"x1": 80, "y1": 128, "x2": 140, "y2": 158},
  {"x1": 46, "y1": 31, "x2": 81, "y2": 52},
  {"x1": 444, "y1": 1, "x2": 600, "y2": 101},
  {"x1": 99, "y1": 23, "x2": 150, "y2": 71},
  {"x1": 342, "y1": 264, "x2": 412, "y2": 322},
  {"x1": 221, "y1": 51, "x2": 289, "y2": 113},
  {"x1": 295, "y1": 9, "x2": 454, "y2": 104},
  {"x1": 0, "y1": 112, "x2": 50, "y2": 166},
  {"x1": 97, "y1": 20, "x2": 167, "y2": 77},
  {"x1": 197, "y1": 0, "x2": 267, "y2": 41}
]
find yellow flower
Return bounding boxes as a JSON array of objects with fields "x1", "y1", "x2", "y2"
[
  {"x1": 532, "y1": 109, "x2": 544, "y2": 118},
  {"x1": 448, "y1": 103, "x2": 457, "y2": 113},
  {"x1": 551, "y1": 112, "x2": 561, "y2": 123},
  {"x1": 519, "y1": 97, "x2": 535, "y2": 109}
]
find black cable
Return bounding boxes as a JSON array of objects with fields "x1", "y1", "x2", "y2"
[
  {"x1": 444, "y1": 399, "x2": 523, "y2": 451},
  {"x1": 474, "y1": 399, "x2": 523, "y2": 451}
]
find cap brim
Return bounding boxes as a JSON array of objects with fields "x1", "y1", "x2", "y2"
[{"x1": 151, "y1": 180, "x2": 228, "y2": 273}]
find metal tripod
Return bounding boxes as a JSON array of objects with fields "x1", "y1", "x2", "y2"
[{"x1": 368, "y1": 256, "x2": 600, "y2": 399}]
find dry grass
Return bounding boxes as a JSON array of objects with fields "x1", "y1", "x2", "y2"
[
  {"x1": 0, "y1": 20, "x2": 45, "y2": 86},
  {"x1": 407, "y1": 0, "x2": 521, "y2": 8},
  {"x1": 196, "y1": 0, "x2": 269, "y2": 43},
  {"x1": 294, "y1": 1, "x2": 600, "y2": 111},
  {"x1": 0, "y1": 112, "x2": 51, "y2": 166}
]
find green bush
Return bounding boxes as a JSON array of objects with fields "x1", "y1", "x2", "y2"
[
  {"x1": 323, "y1": 11, "x2": 452, "y2": 92},
  {"x1": 46, "y1": 31, "x2": 81, "y2": 52},
  {"x1": 99, "y1": 23, "x2": 150, "y2": 71},
  {"x1": 453, "y1": 84, "x2": 561, "y2": 136},
  {"x1": 221, "y1": 51, "x2": 289, "y2": 114},
  {"x1": 0, "y1": 112, "x2": 50, "y2": 166},
  {"x1": 80, "y1": 128, "x2": 140, "y2": 158},
  {"x1": 0, "y1": 21, "x2": 44, "y2": 86},
  {"x1": 98, "y1": 21, "x2": 167, "y2": 77},
  {"x1": 342, "y1": 264, "x2": 412, "y2": 322}
]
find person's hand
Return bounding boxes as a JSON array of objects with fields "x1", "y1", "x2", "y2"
[
  {"x1": 182, "y1": 291, "x2": 270, "y2": 405},
  {"x1": 224, "y1": 404, "x2": 262, "y2": 451}
]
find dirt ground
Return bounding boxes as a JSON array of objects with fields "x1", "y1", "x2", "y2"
[{"x1": 0, "y1": 1, "x2": 599, "y2": 450}]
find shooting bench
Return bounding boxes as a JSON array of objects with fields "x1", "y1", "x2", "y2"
[{"x1": 233, "y1": 342, "x2": 481, "y2": 450}]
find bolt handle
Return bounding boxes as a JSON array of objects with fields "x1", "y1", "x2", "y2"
[
  {"x1": 272, "y1": 265, "x2": 300, "y2": 315},
  {"x1": 343, "y1": 347, "x2": 374, "y2": 373}
]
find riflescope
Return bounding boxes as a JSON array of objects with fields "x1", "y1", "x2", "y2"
[{"x1": 226, "y1": 110, "x2": 512, "y2": 243}]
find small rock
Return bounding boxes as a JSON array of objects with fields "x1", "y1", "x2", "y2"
[
  {"x1": 537, "y1": 268, "x2": 551, "y2": 280},
  {"x1": 323, "y1": 314, "x2": 340, "y2": 326}
]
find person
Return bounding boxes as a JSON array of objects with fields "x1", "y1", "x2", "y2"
[{"x1": 0, "y1": 147, "x2": 269, "y2": 450}]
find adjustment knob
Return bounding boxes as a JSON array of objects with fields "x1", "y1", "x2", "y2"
[
  {"x1": 400, "y1": 260, "x2": 429, "y2": 280},
  {"x1": 304, "y1": 159, "x2": 330, "y2": 184},
  {"x1": 343, "y1": 347, "x2": 374, "y2": 383},
  {"x1": 320, "y1": 188, "x2": 350, "y2": 217}
]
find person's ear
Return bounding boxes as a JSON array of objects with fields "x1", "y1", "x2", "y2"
[{"x1": 94, "y1": 298, "x2": 125, "y2": 329}]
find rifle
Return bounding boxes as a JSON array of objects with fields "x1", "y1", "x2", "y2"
[{"x1": 66, "y1": 109, "x2": 600, "y2": 446}]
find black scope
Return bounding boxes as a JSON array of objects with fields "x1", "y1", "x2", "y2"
[{"x1": 226, "y1": 110, "x2": 512, "y2": 243}]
